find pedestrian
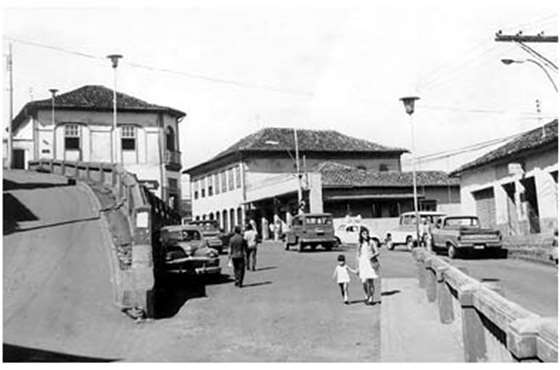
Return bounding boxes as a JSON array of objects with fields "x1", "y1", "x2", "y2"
[
  {"x1": 228, "y1": 225, "x2": 247, "y2": 287},
  {"x1": 332, "y1": 254, "x2": 357, "y2": 304},
  {"x1": 244, "y1": 223, "x2": 259, "y2": 271},
  {"x1": 356, "y1": 226, "x2": 380, "y2": 305}
]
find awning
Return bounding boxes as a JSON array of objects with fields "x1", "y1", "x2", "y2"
[{"x1": 324, "y1": 193, "x2": 425, "y2": 201}]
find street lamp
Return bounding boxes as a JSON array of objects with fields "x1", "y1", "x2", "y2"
[
  {"x1": 49, "y1": 89, "x2": 58, "y2": 157},
  {"x1": 399, "y1": 96, "x2": 421, "y2": 249},
  {"x1": 501, "y1": 58, "x2": 558, "y2": 93},
  {"x1": 107, "y1": 54, "x2": 123, "y2": 164}
]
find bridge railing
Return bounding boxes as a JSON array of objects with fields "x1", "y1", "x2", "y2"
[
  {"x1": 412, "y1": 248, "x2": 557, "y2": 362},
  {"x1": 28, "y1": 159, "x2": 180, "y2": 318}
]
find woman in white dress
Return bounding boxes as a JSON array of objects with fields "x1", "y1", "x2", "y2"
[{"x1": 356, "y1": 226, "x2": 380, "y2": 305}]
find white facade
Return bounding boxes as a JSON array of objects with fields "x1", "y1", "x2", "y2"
[
  {"x1": 459, "y1": 146, "x2": 557, "y2": 235},
  {"x1": 12, "y1": 108, "x2": 183, "y2": 205}
]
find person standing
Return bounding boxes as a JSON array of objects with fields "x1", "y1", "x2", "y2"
[
  {"x1": 228, "y1": 226, "x2": 247, "y2": 287},
  {"x1": 356, "y1": 226, "x2": 380, "y2": 305},
  {"x1": 244, "y1": 223, "x2": 259, "y2": 271}
]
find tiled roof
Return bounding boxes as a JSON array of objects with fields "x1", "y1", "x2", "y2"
[
  {"x1": 185, "y1": 127, "x2": 407, "y2": 174},
  {"x1": 318, "y1": 161, "x2": 459, "y2": 187},
  {"x1": 12, "y1": 85, "x2": 185, "y2": 130},
  {"x1": 213, "y1": 128, "x2": 406, "y2": 157},
  {"x1": 450, "y1": 119, "x2": 558, "y2": 176}
]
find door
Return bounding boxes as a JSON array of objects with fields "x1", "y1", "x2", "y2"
[
  {"x1": 12, "y1": 149, "x2": 25, "y2": 169},
  {"x1": 473, "y1": 187, "x2": 496, "y2": 228}
]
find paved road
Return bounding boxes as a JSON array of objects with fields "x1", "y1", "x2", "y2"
[
  {"x1": 381, "y1": 247, "x2": 558, "y2": 317},
  {"x1": 3, "y1": 171, "x2": 556, "y2": 361}
]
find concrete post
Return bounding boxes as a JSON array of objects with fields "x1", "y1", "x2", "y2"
[
  {"x1": 416, "y1": 251, "x2": 426, "y2": 288},
  {"x1": 436, "y1": 266, "x2": 454, "y2": 324},
  {"x1": 459, "y1": 283, "x2": 487, "y2": 362},
  {"x1": 425, "y1": 258, "x2": 436, "y2": 302}
]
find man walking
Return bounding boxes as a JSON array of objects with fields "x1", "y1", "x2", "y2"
[
  {"x1": 228, "y1": 226, "x2": 247, "y2": 287},
  {"x1": 244, "y1": 223, "x2": 259, "y2": 271}
]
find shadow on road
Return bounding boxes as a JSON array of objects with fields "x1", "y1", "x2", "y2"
[
  {"x1": 242, "y1": 281, "x2": 272, "y2": 288},
  {"x1": 438, "y1": 249, "x2": 509, "y2": 260},
  {"x1": 153, "y1": 276, "x2": 207, "y2": 319},
  {"x1": 3, "y1": 343, "x2": 118, "y2": 362},
  {"x1": 381, "y1": 289, "x2": 401, "y2": 296},
  {"x1": 255, "y1": 266, "x2": 277, "y2": 272}
]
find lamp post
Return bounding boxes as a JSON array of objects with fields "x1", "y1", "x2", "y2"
[
  {"x1": 501, "y1": 58, "x2": 558, "y2": 93},
  {"x1": 49, "y1": 89, "x2": 58, "y2": 157},
  {"x1": 400, "y1": 96, "x2": 421, "y2": 249},
  {"x1": 107, "y1": 54, "x2": 123, "y2": 164}
]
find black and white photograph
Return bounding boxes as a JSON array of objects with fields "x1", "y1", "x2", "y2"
[{"x1": 1, "y1": 0, "x2": 558, "y2": 363}]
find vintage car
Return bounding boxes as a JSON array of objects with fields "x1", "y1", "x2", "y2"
[
  {"x1": 335, "y1": 223, "x2": 381, "y2": 246},
  {"x1": 159, "y1": 225, "x2": 221, "y2": 276},
  {"x1": 285, "y1": 213, "x2": 338, "y2": 252},
  {"x1": 187, "y1": 219, "x2": 227, "y2": 254},
  {"x1": 385, "y1": 211, "x2": 446, "y2": 250},
  {"x1": 431, "y1": 215, "x2": 503, "y2": 259}
]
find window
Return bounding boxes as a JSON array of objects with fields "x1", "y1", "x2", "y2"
[
  {"x1": 420, "y1": 200, "x2": 437, "y2": 211},
  {"x1": 193, "y1": 180, "x2": 199, "y2": 199},
  {"x1": 357, "y1": 165, "x2": 367, "y2": 171},
  {"x1": 166, "y1": 126, "x2": 175, "y2": 151},
  {"x1": 168, "y1": 178, "x2": 178, "y2": 191},
  {"x1": 221, "y1": 171, "x2": 227, "y2": 192},
  {"x1": 121, "y1": 125, "x2": 136, "y2": 151},
  {"x1": 64, "y1": 124, "x2": 80, "y2": 150},
  {"x1": 235, "y1": 166, "x2": 241, "y2": 188},
  {"x1": 228, "y1": 168, "x2": 234, "y2": 191},
  {"x1": 200, "y1": 178, "x2": 205, "y2": 198},
  {"x1": 214, "y1": 174, "x2": 220, "y2": 195},
  {"x1": 379, "y1": 164, "x2": 389, "y2": 172},
  {"x1": 208, "y1": 175, "x2": 213, "y2": 196}
]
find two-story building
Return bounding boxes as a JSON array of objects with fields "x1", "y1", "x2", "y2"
[
  {"x1": 10, "y1": 85, "x2": 185, "y2": 208},
  {"x1": 185, "y1": 127, "x2": 460, "y2": 232},
  {"x1": 450, "y1": 119, "x2": 558, "y2": 236}
]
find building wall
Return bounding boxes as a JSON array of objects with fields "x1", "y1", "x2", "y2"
[
  {"x1": 14, "y1": 108, "x2": 182, "y2": 206},
  {"x1": 459, "y1": 146, "x2": 558, "y2": 235},
  {"x1": 245, "y1": 155, "x2": 401, "y2": 174}
]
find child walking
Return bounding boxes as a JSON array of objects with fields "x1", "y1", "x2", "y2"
[{"x1": 332, "y1": 255, "x2": 357, "y2": 304}]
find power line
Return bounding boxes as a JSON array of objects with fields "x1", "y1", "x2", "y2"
[{"x1": 3, "y1": 35, "x2": 315, "y2": 98}]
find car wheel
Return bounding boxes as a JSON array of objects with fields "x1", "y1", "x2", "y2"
[
  {"x1": 297, "y1": 241, "x2": 304, "y2": 252},
  {"x1": 447, "y1": 244, "x2": 458, "y2": 259},
  {"x1": 325, "y1": 243, "x2": 333, "y2": 251},
  {"x1": 284, "y1": 241, "x2": 290, "y2": 250}
]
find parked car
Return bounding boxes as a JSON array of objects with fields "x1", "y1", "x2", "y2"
[
  {"x1": 385, "y1": 211, "x2": 446, "y2": 250},
  {"x1": 550, "y1": 229, "x2": 558, "y2": 265},
  {"x1": 159, "y1": 225, "x2": 221, "y2": 276},
  {"x1": 187, "y1": 219, "x2": 226, "y2": 254},
  {"x1": 285, "y1": 213, "x2": 338, "y2": 252},
  {"x1": 335, "y1": 223, "x2": 381, "y2": 246},
  {"x1": 431, "y1": 215, "x2": 502, "y2": 259}
]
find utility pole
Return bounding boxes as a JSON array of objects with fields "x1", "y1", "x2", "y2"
[
  {"x1": 6, "y1": 43, "x2": 13, "y2": 169},
  {"x1": 294, "y1": 128, "x2": 303, "y2": 214}
]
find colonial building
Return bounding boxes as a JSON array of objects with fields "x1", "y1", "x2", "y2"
[
  {"x1": 10, "y1": 85, "x2": 185, "y2": 208},
  {"x1": 450, "y1": 119, "x2": 558, "y2": 236},
  {"x1": 185, "y1": 127, "x2": 460, "y2": 232}
]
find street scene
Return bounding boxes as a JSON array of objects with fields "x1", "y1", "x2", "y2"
[{"x1": 2, "y1": 0, "x2": 559, "y2": 363}]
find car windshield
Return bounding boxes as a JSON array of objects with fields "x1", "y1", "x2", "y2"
[
  {"x1": 401, "y1": 214, "x2": 442, "y2": 225},
  {"x1": 445, "y1": 217, "x2": 480, "y2": 227},
  {"x1": 165, "y1": 229, "x2": 201, "y2": 241},
  {"x1": 191, "y1": 221, "x2": 218, "y2": 231},
  {"x1": 306, "y1": 217, "x2": 332, "y2": 225}
]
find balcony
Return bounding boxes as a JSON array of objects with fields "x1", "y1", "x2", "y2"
[{"x1": 165, "y1": 150, "x2": 182, "y2": 171}]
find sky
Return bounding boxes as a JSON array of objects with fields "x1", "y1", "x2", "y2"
[{"x1": 2, "y1": 0, "x2": 558, "y2": 195}]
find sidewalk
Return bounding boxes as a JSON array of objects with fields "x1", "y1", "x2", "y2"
[{"x1": 380, "y1": 278, "x2": 464, "y2": 362}]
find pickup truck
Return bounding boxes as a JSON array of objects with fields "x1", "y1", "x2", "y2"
[{"x1": 431, "y1": 215, "x2": 503, "y2": 259}]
